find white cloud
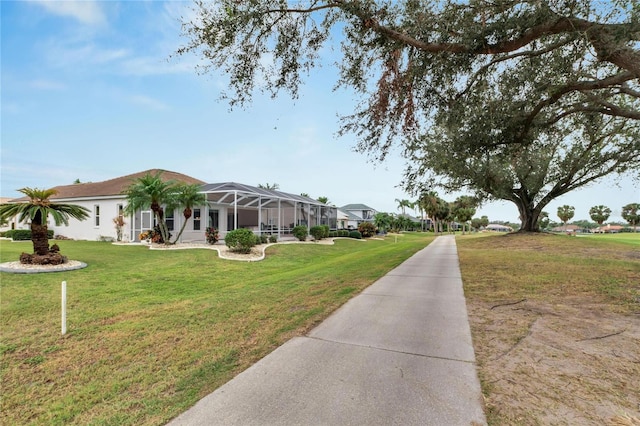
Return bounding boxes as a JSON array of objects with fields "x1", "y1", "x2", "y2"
[
  {"x1": 128, "y1": 94, "x2": 169, "y2": 111},
  {"x1": 30, "y1": 0, "x2": 107, "y2": 26},
  {"x1": 30, "y1": 79, "x2": 67, "y2": 91}
]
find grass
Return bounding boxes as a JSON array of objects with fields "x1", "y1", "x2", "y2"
[
  {"x1": 579, "y1": 231, "x2": 640, "y2": 247},
  {"x1": 456, "y1": 232, "x2": 640, "y2": 424},
  {"x1": 457, "y1": 232, "x2": 640, "y2": 312},
  {"x1": 0, "y1": 233, "x2": 434, "y2": 425}
]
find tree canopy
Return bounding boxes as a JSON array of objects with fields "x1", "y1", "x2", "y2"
[{"x1": 179, "y1": 1, "x2": 640, "y2": 231}]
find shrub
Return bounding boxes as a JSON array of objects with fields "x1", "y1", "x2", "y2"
[
  {"x1": 205, "y1": 227, "x2": 219, "y2": 244},
  {"x1": 339, "y1": 230, "x2": 350, "y2": 237},
  {"x1": 268, "y1": 235, "x2": 278, "y2": 243},
  {"x1": 309, "y1": 225, "x2": 325, "y2": 241},
  {"x1": 358, "y1": 222, "x2": 376, "y2": 238},
  {"x1": 255, "y1": 234, "x2": 268, "y2": 244},
  {"x1": 7, "y1": 229, "x2": 54, "y2": 240},
  {"x1": 292, "y1": 225, "x2": 308, "y2": 241},
  {"x1": 321, "y1": 225, "x2": 330, "y2": 238},
  {"x1": 328, "y1": 231, "x2": 337, "y2": 238},
  {"x1": 349, "y1": 230, "x2": 362, "y2": 239},
  {"x1": 225, "y1": 228, "x2": 256, "y2": 253}
]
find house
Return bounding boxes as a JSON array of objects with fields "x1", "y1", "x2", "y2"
[
  {"x1": 594, "y1": 224, "x2": 625, "y2": 233},
  {"x1": 4, "y1": 169, "x2": 336, "y2": 243},
  {"x1": 339, "y1": 204, "x2": 378, "y2": 229}
]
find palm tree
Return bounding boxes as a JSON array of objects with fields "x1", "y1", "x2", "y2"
[
  {"x1": 169, "y1": 183, "x2": 208, "y2": 243},
  {"x1": 621, "y1": 203, "x2": 640, "y2": 231},
  {"x1": 420, "y1": 191, "x2": 440, "y2": 233},
  {"x1": 317, "y1": 196, "x2": 330, "y2": 205},
  {"x1": 0, "y1": 187, "x2": 89, "y2": 260},
  {"x1": 123, "y1": 171, "x2": 177, "y2": 244},
  {"x1": 589, "y1": 205, "x2": 611, "y2": 227},
  {"x1": 395, "y1": 198, "x2": 411, "y2": 215},
  {"x1": 373, "y1": 212, "x2": 392, "y2": 233},
  {"x1": 557, "y1": 205, "x2": 575, "y2": 231},
  {"x1": 258, "y1": 183, "x2": 280, "y2": 190}
]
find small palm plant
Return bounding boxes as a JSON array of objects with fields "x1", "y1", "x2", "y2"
[{"x1": 0, "y1": 187, "x2": 90, "y2": 263}]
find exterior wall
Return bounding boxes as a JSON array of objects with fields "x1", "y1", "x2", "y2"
[{"x1": 48, "y1": 197, "x2": 129, "y2": 241}]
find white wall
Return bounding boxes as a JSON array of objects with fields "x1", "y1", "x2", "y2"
[{"x1": 48, "y1": 197, "x2": 128, "y2": 241}]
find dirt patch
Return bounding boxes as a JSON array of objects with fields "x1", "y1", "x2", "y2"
[{"x1": 468, "y1": 298, "x2": 640, "y2": 425}]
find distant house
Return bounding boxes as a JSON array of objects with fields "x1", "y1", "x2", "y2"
[
  {"x1": 339, "y1": 204, "x2": 378, "y2": 229},
  {"x1": 594, "y1": 224, "x2": 625, "y2": 233},
  {"x1": 4, "y1": 169, "x2": 335, "y2": 243},
  {"x1": 485, "y1": 223, "x2": 513, "y2": 232}
]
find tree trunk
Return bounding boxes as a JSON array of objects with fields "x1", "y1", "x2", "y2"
[
  {"x1": 518, "y1": 207, "x2": 542, "y2": 232},
  {"x1": 31, "y1": 222, "x2": 50, "y2": 255},
  {"x1": 172, "y1": 209, "x2": 192, "y2": 244}
]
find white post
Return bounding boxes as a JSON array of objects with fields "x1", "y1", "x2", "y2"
[{"x1": 61, "y1": 281, "x2": 67, "y2": 335}]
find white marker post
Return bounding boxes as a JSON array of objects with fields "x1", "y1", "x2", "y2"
[{"x1": 61, "y1": 281, "x2": 67, "y2": 336}]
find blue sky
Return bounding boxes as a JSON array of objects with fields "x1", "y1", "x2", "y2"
[{"x1": 1, "y1": 1, "x2": 638, "y2": 223}]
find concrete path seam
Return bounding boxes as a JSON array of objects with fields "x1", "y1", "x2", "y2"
[{"x1": 305, "y1": 335, "x2": 478, "y2": 364}]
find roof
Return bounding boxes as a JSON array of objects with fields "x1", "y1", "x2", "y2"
[
  {"x1": 340, "y1": 204, "x2": 377, "y2": 211},
  {"x1": 199, "y1": 182, "x2": 328, "y2": 208},
  {"x1": 9, "y1": 169, "x2": 204, "y2": 201}
]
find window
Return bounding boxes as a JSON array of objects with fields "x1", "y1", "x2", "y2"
[
  {"x1": 193, "y1": 208, "x2": 201, "y2": 231},
  {"x1": 94, "y1": 205, "x2": 100, "y2": 227},
  {"x1": 117, "y1": 204, "x2": 124, "y2": 220},
  {"x1": 166, "y1": 209, "x2": 174, "y2": 231},
  {"x1": 208, "y1": 209, "x2": 219, "y2": 229}
]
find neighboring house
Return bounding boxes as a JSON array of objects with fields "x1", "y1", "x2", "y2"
[
  {"x1": 485, "y1": 223, "x2": 513, "y2": 232},
  {"x1": 551, "y1": 224, "x2": 588, "y2": 233},
  {"x1": 594, "y1": 224, "x2": 625, "y2": 233},
  {"x1": 339, "y1": 204, "x2": 378, "y2": 229},
  {"x1": 336, "y1": 209, "x2": 350, "y2": 230},
  {"x1": 4, "y1": 169, "x2": 335, "y2": 243}
]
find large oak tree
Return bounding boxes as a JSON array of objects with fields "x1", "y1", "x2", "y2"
[{"x1": 179, "y1": 1, "x2": 640, "y2": 231}]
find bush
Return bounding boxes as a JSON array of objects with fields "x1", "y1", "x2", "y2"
[
  {"x1": 358, "y1": 222, "x2": 376, "y2": 238},
  {"x1": 205, "y1": 227, "x2": 219, "y2": 244},
  {"x1": 309, "y1": 225, "x2": 325, "y2": 241},
  {"x1": 256, "y1": 234, "x2": 268, "y2": 244},
  {"x1": 349, "y1": 230, "x2": 362, "y2": 239},
  {"x1": 292, "y1": 225, "x2": 308, "y2": 241},
  {"x1": 6, "y1": 229, "x2": 54, "y2": 240},
  {"x1": 328, "y1": 231, "x2": 337, "y2": 238},
  {"x1": 225, "y1": 228, "x2": 256, "y2": 253},
  {"x1": 321, "y1": 225, "x2": 330, "y2": 238},
  {"x1": 268, "y1": 235, "x2": 278, "y2": 243}
]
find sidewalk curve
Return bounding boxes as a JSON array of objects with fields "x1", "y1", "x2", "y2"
[{"x1": 168, "y1": 235, "x2": 487, "y2": 425}]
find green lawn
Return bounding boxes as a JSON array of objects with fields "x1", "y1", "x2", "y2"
[
  {"x1": 579, "y1": 231, "x2": 640, "y2": 246},
  {"x1": 0, "y1": 234, "x2": 434, "y2": 425}
]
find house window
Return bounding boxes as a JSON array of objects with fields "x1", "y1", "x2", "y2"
[
  {"x1": 117, "y1": 204, "x2": 124, "y2": 220},
  {"x1": 166, "y1": 209, "x2": 174, "y2": 231},
  {"x1": 94, "y1": 205, "x2": 100, "y2": 227},
  {"x1": 193, "y1": 208, "x2": 201, "y2": 231},
  {"x1": 208, "y1": 209, "x2": 219, "y2": 229}
]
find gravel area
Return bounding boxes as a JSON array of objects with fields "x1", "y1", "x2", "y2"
[{"x1": 0, "y1": 260, "x2": 87, "y2": 274}]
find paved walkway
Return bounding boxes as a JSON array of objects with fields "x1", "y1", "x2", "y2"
[{"x1": 168, "y1": 235, "x2": 486, "y2": 425}]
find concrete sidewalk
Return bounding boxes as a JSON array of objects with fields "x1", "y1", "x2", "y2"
[{"x1": 168, "y1": 235, "x2": 487, "y2": 425}]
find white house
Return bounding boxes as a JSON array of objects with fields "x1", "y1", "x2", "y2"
[
  {"x1": 4, "y1": 169, "x2": 336, "y2": 243},
  {"x1": 339, "y1": 203, "x2": 378, "y2": 229}
]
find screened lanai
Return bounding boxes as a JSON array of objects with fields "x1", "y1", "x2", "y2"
[{"x1": 199, "y1": 182, "x2": 337, "y2": 238}]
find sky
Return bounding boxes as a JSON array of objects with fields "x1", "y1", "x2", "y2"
[{"x1": 1, "y1": 1, "x2": 638, "y2": 224}]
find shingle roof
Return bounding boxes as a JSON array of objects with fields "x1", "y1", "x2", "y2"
[
  {"x1": 340, "y1": 203, "x2": 376, "y2": 211},
  {"x1": 10, "y1": 169, "x2": 205, "y2": 201}
]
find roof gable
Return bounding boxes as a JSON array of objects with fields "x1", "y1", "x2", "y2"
[{"x1": 11, "y1": 169, "x2": 205, "y2": 201}]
